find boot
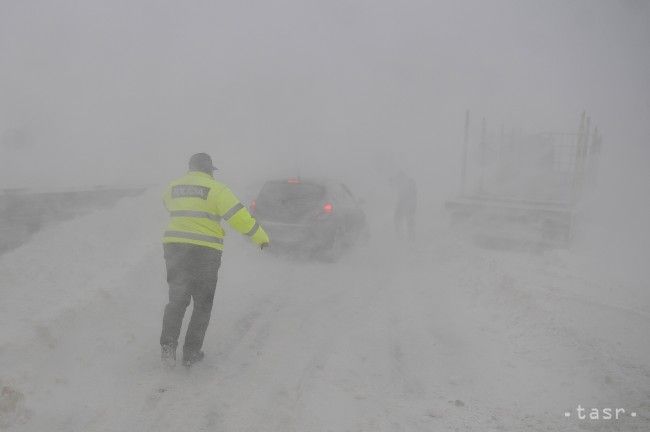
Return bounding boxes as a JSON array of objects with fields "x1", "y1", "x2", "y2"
[
  {"x1": 182, "y1": 350, "x2": 204, "y2": 368},
  {"x1": 161, "y1": 344, "x2": 177, "y2": 367}
]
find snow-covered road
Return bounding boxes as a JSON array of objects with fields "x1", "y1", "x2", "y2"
[{"x1": 1, "y1": 190, "x2": 648, "y2": 431}]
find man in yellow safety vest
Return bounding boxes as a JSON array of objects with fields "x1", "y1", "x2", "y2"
[{"x1": 160, "y1": 152, "x2": 269, "y2": 367}]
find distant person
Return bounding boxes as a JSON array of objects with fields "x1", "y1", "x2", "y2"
[
  {"x1": 392, "y1": 171, "x2": 417, "y2": 240},
  {"x1": 160, "y1": 153, "x2": 269, "y2": 367}
]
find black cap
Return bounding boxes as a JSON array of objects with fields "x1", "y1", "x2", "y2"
[{"x1": 188, "y1": 153, "x2": 218, "y2": 173}]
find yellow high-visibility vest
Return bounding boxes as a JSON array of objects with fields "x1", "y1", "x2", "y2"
[{"x1": 162, "y1": 171, "x2": 269, "y2": 250}]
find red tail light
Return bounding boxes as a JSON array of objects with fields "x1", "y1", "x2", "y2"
[
  {"x1": 322, "y1": 202, "x2": 333, "y2": 214},
  {"x1": 250, "y1": 199, "x2": 256, "y2": 211}
]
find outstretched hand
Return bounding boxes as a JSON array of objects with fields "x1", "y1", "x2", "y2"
[{"x1": 260, "y1": 242, "x2": 269, "y2": 250}]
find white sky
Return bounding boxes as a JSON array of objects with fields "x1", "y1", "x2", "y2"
[{"x1": 0, "y1": 0, "x2": 648, "y2": 192}]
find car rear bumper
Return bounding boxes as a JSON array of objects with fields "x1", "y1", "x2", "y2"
[{"x1": 259, "y1": 219, "x2": 334, "y2": 249}]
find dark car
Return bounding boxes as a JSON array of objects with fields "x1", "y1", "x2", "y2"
[{"x1": 250, "y1": 178, "x2": 368, "y2": 260}]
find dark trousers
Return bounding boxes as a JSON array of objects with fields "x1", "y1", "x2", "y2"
[
  {"x1": 160, "y1": 243, "x2": 222, "y2": 356},
  {"x1": 394, "y1": 205, "x2": 416, "y2": 240}
]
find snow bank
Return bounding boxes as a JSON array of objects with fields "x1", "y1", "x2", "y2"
[
  {"x1": 0, "y1": 188, "x2": 164, "y2": 347},
  {"x1": 0, "y1": 188, "x2": 166, "y2": 430}
]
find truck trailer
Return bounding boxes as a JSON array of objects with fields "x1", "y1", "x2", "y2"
[{"x1": 446, "y1": 111, "x2": 601, "y2": 249}]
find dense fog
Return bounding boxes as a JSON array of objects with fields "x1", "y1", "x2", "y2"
[{"x1": 1, "y1": 1, "x2": 649, "y2": 430}]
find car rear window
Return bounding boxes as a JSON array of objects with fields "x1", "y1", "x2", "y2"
[
  {"x1": 258, "y1": 181, "x2": 326, "y2": 204},
  {"x1": 256, "y1": 181, "x2": 326, "y2": 222}
]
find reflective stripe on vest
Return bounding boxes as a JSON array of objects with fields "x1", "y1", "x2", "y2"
[
  {"x1": 169, "y1": 210, "x2": 221, "y2": 222},
  {"x1": 164, "y1": 230, "x2": 224, "y2": 244},
  {"x1": 222, "y1": 202, "x2": 244, "y2": 221},
  {"x1": 245, "y1": 221, "x2": 260, "y2": 236}
]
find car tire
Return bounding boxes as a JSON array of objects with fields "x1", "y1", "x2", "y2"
[{"x1": 316, "y1": 227, "x2": 344, "y2": 262}]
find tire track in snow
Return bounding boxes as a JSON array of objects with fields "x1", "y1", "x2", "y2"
[{"x1": 184, "y1": 250, "x2": 398, "y2": 431}]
